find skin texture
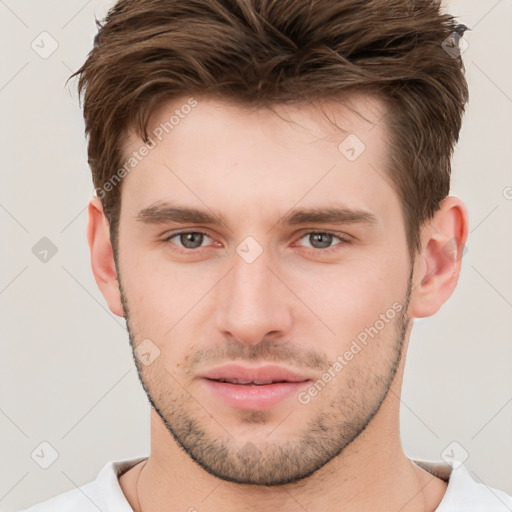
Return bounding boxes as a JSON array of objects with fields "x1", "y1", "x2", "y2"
[{"x1": 88, "y1": 94, "x2": 468, "y2": 511}]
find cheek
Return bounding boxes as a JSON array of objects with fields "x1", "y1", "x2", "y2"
[
  {"x1": 121, "y1": 244, "x2": 198, "y2": 310},
  {"x1": 291, "y1": 260, "x2": 404, "y2": 339},
  {"x1": 120, "y1": 266, "x2": 181, "y2": 348},
  {"x1": 120, "y1": 259, "x2": 217, "y2": 370}
]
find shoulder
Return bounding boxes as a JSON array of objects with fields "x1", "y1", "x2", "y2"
[
  {"x1": 414, "y1": 459, "x2": 512, "y2": 511},
  {"x1": 20, "y1": 457, "x2": 147, "y2": 512},
  {"x1": 20, "y1": 483, "x2": 99, "y2": 512},
  {"x1": 440, "y1": 463, "x2": 512, "y2": 511}
]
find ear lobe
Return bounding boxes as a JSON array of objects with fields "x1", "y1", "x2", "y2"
[
  {"x1": 87, "y1": 197, "x2": 124, "y2": 317},
  {"x1": 408, "y1": 196, "x2": 468, "y2": 319}
]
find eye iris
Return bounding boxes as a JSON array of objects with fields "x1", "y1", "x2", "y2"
[
  {"x1": 310, "y1": 233, "x2": 333, "y2": 249},
  {"x1": 180, "y1": 232, "x2": 204, "y2": 249}
]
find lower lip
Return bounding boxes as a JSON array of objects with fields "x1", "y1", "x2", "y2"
[{"x1": 201, "y1": 379, "x2": 311, "y2": 411}]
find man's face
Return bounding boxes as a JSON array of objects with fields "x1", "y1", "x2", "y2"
[{"x1": 115, "y1": 95, "x2": 414, "y2": 485}]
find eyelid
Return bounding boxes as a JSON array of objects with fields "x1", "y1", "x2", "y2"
[{"x1": 294, "y1": 228, "x2": 354, "y2": 242}]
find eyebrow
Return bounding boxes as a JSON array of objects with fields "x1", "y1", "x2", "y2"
[
  {"x1": 276, "y1": 206, "x2": 378, "y2": 227},
  {"x1": 136, "y1": 202, "x2": 378, "y2": 228},
  {"x1": 136, "y1": 204, "x2": 226, "y2": 225}
]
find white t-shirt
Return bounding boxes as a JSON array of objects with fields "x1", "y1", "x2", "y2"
[{"x1": 21, "y1": 457, "x2": 512, "y2": 511}]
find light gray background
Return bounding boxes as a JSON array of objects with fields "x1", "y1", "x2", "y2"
[{"x1": 1, "y1": 1, "x2": 511, "y2": 510}]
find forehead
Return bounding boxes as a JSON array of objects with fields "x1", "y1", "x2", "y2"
[{"x1": 119, "y1": 93, "x2": 396, "y2": 226}]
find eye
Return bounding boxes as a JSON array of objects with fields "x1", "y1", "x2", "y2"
[
  {"x1": 296, "y1": 231, "x2": 351, "y2": 253},
  {"x1": 162, "y1": 230, "x2": 352, "y2": 256},
  {"x1": 164, "y1": 231, "x2": 213, "y2": 250}
]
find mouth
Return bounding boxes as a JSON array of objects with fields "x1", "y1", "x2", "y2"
[
  {"x1": 199, "y1": 363, "x2": 311, "y2": 383},
  {"x1": 207, "y1": 378, "x2": 295, "y2": 385},
  {"x1": 198, "y1": 364, "x2": 312, "y2": 411}
]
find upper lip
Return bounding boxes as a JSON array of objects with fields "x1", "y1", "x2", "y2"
[{"x1": 199, "y1": 364, "x2": 312, "y2": 384}]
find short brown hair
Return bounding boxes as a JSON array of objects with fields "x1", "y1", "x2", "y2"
[{"x1": 71, "y1": 0, "x2": 468, "y2": 258}]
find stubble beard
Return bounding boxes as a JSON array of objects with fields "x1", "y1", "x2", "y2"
[{"x1": 119, "y1": 266, "x2": 413, "y2": 486}]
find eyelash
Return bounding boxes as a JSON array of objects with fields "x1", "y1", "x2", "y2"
[{"x1": 162, "y1": 230, "x2": 352, "y2": 255}]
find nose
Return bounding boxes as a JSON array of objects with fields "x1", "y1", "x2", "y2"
[{"x1": 214, "y1": 244, "x2": 294, "y2": 345}]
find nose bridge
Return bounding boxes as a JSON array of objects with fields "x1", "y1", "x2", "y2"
[{"x1": 215, "y1": 239, "x2": 292, "y2": 343}]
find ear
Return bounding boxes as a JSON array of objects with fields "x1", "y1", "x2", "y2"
[
  {"x1": 408, "y1": 196, "x2": 469, "y2": 318},
  {"x1": 87, "y1": 197, "x2": 124, "y2": 317}
]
